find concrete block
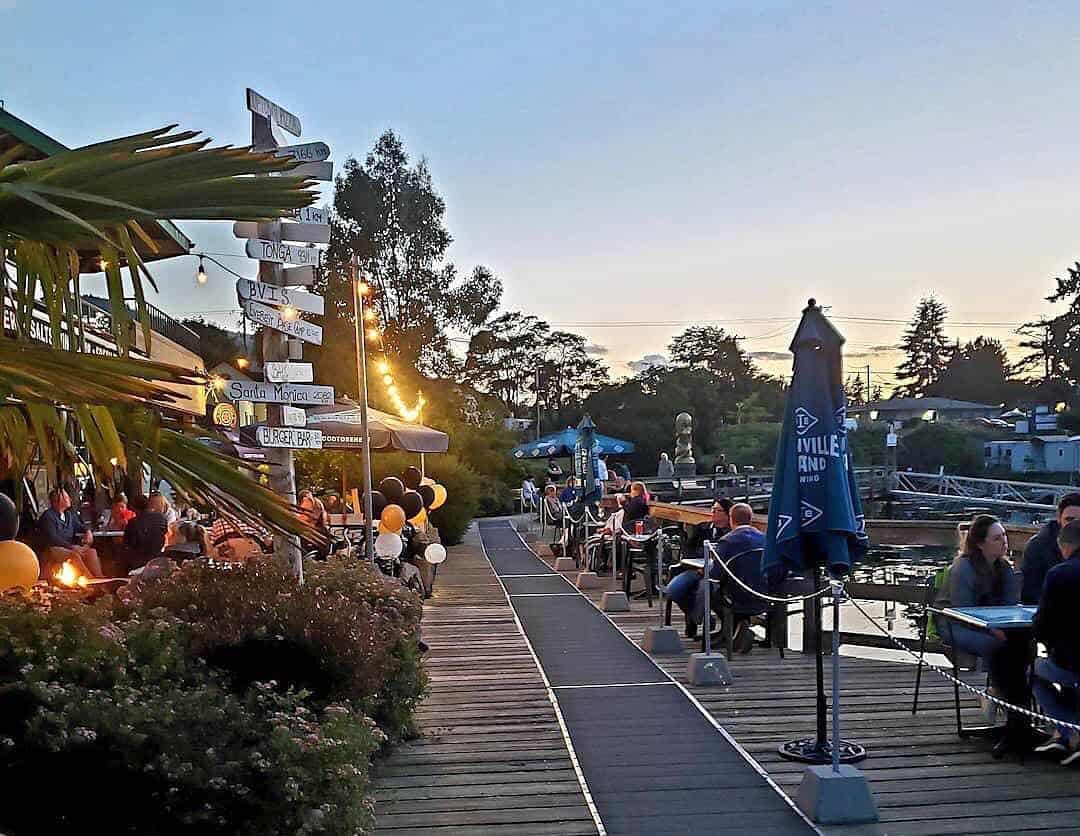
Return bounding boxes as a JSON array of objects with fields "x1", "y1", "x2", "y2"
[
  {"x1": 642, "y1": 625, "x2": 684, "y2": 654},
  {"x1": 575, "y1": 571, "x2": 604, "y2": 590},
  {"x1": 796, "y1": 764, "x2": 879, "y2": 825},
  {"x1": 687, "y1": 652, "x2": 731, "y2": 686},
  {"x1": 554, "y1": 557, "x2": 576, "y2": 572},
  {"x1": 600, "y1": 591, "x2": 630, "y2": 611}
]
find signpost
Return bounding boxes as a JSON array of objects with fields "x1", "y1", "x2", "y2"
[
  {"x1": 265, "y1": 361, "x2": 315, "y2": 383},
  {"x1": 274, "y1": 142, "x2": 330, "y2": 162},
  {"x1": 245, "y1": 239, "x2": 323, "y2": 266},
  {"x1": 282, "y1": 265, "x2": 317, "y2": 286},
  {"x1": 255, "y1": 426, "x2": 323, "y2": 449},
  {"x1": 236, "y1": 279, "x2": 324, "y2": 315},
  {"x1": 246, "y1": 88, "x2": 301, "y2": 136},
  {"x1": 243, "y1": 300, "x2": 323, "y2": 344},
  {"x1": 234, "y1": 221, "x2": 330, "y2": 245},
  {"x1": 290, "y1": 161, "x2": 333, "y2": 181},
  {"x1": 225, "y1": 379, "x2": 334, "y2": 405},
  {"x1": 285, "y1": 206, "x2": 328, "y2": 225}
]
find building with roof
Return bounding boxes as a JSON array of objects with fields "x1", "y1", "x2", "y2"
[
  {"x1": 849, "y1": 397, "x2": 999, "y2": 427},
  {"x1": 985, "y1": 436, "x2": 1080, "y2": 474}
]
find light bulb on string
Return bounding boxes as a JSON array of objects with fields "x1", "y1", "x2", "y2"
[
  {"x1": 377, "y1": 360, "x2": 390, "y2": 375},
  {"x1": 366, "y1": 327, "x2": 380, "y2": 342},
  {"x1": 196, "y1": 258, "x2": 208, "y2": 285},
  {"x1": 281, "y1": 306, "x2": 299, "y2": 321},
  {"x1": 357, "y1": 281, "x2": 370, "y2": 297},
  {"x1": 363, "y1": 308, "x2": 376, "y2": 323},
  {"x1": 383, "y1": 374, "x2": 394, "y2": 386}
]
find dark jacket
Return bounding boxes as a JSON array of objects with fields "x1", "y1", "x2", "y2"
[
  {"x1": 39, "y1": 508, "x2": 86, "y2": 549},
  {"x1": 1022, "y1": 521, "x2": 1062, "y2": 604},
  {"x1": 124, "y1": 511, "x2": 169, "y2": 564},
  {"x1": 686, "y1": 523, "x2": 731, "y2": 557},
  {"x1": 709, "y1": 525, "x2": 768, "y2": 616},
  {"x1": 1034, "y1": 556, "x2": 1080, "y2": 673},
  {"x1": 620, "y1": 495, "x2": 650, "y2": 531}
]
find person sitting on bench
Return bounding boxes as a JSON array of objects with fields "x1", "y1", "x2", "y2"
[{"x1": 1032, "y1": 519, "x2": 1080, "y2": 764}]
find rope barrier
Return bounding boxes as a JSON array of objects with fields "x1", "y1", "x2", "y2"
[{"x1": 703, "y1": 542, "x2": 832, "y2": 604}]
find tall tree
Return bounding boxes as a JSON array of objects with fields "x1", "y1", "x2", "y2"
[
  {"x1": 537, "y1": 331, "x2": 610, "y2": 417},
  {"x1": 315, "y1": 130, "x2": 501, "y2": 394},
  {"x1": 1019, "y1": 262, "x2": 1080, "y2": 392},
  {"x1": 895, "y1": 297, "x2": 950, "y2": 397},
  {"x1": 180, "y1": 318, "x2": 245, "y2": 372},
  {"x1": 845, "y1": 373, "x2": 866, "y2": 406},
  {"x1": 667, "y1": 326, "x2": 756, "y2": 389},
  {"x1": 927, "y1": 336, "x2": 1022, "y2": 405},
  {"x1": 462, "y1": 312, "x2": 549, "y2": 412}
]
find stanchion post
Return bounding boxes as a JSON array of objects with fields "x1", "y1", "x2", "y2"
[
  {"x1": 831, "y1": 579, "x2": 842, "y2": 774},
  {"x1": 703, "y1": 541, "x2": 711, "y2": 656}
]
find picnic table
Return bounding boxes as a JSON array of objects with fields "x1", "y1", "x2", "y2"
[{"x1": 941, "y1": 605, "x2": 1038, "y2": 631}]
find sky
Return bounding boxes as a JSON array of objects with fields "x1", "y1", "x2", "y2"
[{"x1": 6, "y1": 1, "x2": 1080, "y2": 388}]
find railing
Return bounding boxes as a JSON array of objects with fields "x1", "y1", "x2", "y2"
[
  {"x1": 143, "y1": 301, "x2": 202, "y2": 356},
  {"x1": 891, "y1": 470, "x2": 1065, "y2": 512},
  {"x1": 636, "y1": 467, "x2": 888, "y2": 505}
]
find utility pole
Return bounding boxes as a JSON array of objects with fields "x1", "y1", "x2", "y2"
[
  {"x1": 535, "y1": 366, "x2": 542, "y2": 441},
  {"x1": 351, "y1": 259, "x2": 375, "y2": 561},
  {"x1": 866, "y1": 365, "x2": 872, "y2": 403}
]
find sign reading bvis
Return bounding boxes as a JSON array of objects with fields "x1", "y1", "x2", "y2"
[
  {"x1": 265, "y1": 361, "x2": 315, "y2": 383},
  {"x1": 233, "y1": 221, "x2": 329, "y2": 245},
  {"x1": 286, "y1": 205, "x2": 329, "y2": 226},
  {"x1": 236, "y1": 279, "x2": 324, "y2": 315},
  {"x1": 246, "y1": 88, "x2": 302, "y2": 136},
  {"x1": 274, "y1": 142, "x2": 330, "y2": 162},
  {"x1": 255, "y1": 426, "x2": 323, "y2": 450},
  {"x1": 243, "y1": 300, "x2": 323, "y2": 345},
  {"x1": 245, "y1": 239, "x2": 322, "y2": 266},
  {"x1": 225, "y1": 380, "x2": 334, "y2": 405}
]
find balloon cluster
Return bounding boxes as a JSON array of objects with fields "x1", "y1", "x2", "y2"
[
  {"x1": 0, "y1": 493, "x2": 38, "y2": 592},
  {"x1": 373, "y1": 466, "x2": 448, "y2": 537}
]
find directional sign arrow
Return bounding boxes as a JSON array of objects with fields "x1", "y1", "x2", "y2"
[
  {"x1": 282, "y1": 265, "x2": 317, "y2": 286},
  {"x1": 281, "y1": 406, "x2": 308, "y2": 427},
  {"x1": 286, "y1": 205, "x2": 329, "y2": 226},
  {"x1": 265, "y1": 361, "x2": 315, "y2": 383},
  {"x1": 243, "y1": 299, "x2": 323, "y2": 345},
  {"x1": 255, "y1": 426, "x2": 323, "y2": 450},
  {"x1": 236, "y1": 279, "x2": 324, "y2": 315},
  {"x1": 290, "y1": 161, "x2": 333, "y2": 181},
  {"x1": 274, "y1": 142, "x2": 330, "y2": 162},
  {"x1": 225, "y1": 379, "x2": 334, "y2": 405},
  {"x1": 234, "y1": 221, "x2": 329, "y2": 245},
  {"x1": 246, "y1": 88, "x2": 301, "y2": 137},
  {"x1": 245, "y1": 239, "x2": 322, "y2": 267}
]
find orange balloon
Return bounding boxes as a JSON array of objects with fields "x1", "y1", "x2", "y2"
[
  {"x1": 430, "y1": 483, "x2": 448, "y2": 510},
  {"x1": 0, "y1": 540, "x2": 39, "y2": 591},
  {"x1": 409, "y1": 507, "x2": 427, "y2": 527},
  {"x1": 380, "y1": 504, "x2": 406, "y2": 533}
]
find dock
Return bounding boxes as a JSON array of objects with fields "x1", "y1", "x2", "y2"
[{"x1": 373, "y1": 516, "x2": 1080, "y2": 835}]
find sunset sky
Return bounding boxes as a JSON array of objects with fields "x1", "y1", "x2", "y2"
[{"x1": 6, "y1": 1, "x2": 1080, "y2": 388}]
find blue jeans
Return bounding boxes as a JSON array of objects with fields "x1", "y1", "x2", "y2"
[
  {"x1": 666, "y1": 570, "x2": 701, "y2": 617},
  {"x1": 1033, "y1": 657, "x2": 1080, "y2": 737}
]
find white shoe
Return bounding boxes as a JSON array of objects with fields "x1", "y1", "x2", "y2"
[
  {"x1": 1035, "y1": 737, "x2": 1068, "y2": 755},
  {"x1": 1060, "y1": 748, "x2": 1080, "y2": 767}
]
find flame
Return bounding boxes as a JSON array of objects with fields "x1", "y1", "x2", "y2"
[{"x1": 54, "y1": 560, "x2": 89, "y2": 589}]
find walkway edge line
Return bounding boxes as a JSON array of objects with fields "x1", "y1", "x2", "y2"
[
  {"x1": 508, "y1": 521, "x2": 824, "y2": 836},
  {"x1": 476, "y1": 524, "x2": 607, "y2": 836}
]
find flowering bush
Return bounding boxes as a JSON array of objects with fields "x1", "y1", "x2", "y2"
[
  {"x1": 115, "y1": 556, "x2": 426, "y2": 741},
  {"x1": 0, "y1": 598, "x2": 381, "y2": 835}
]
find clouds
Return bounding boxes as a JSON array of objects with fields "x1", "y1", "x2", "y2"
[
  {"x1": 749, "y1": 350, "x2": 790, "y2": 362},
  {"x1": 627, "y1": 353, "x2": 671, "y2": 374},
  {"x1": 584, "y1": 343, "x2": 609, "y2": 356},
  {"x1": 846, "y1": 344, "x2": 898, "y2": 359}
]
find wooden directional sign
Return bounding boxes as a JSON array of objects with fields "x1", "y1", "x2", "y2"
[
  {"x1": 246, "y1": 88, "x2": 301, "y2": 136},
  {"x1": 286, "y1": 205, "x2": 329, "y2": 225},
  {"x1": 237, "y1": 279, "x2": 324, "y2": 315},
  {"x1": 225, "y1": 379, "x2": 334, "y2": 406},
  {"x1": 255, "y1": 426, "x2": 323, "y2": 450},
  {"x1": 233, "y1": 221, "x2": 329, "y2": 245},
  {"x1": 274, "y1": 142, "x2": 330, "y2": 162},
  {"x1": 243, "y1": 299, "x2": 323, "y2": 345},
  {"x1": 281, "y1": 405, "x2": 308, "y2": 427},
  {"x1": 245, "y1": 239, "x2": 322, "y2": 267},
  {"x1": 290, "y1": 161, "x2": 333, "y2": 181},
  {"x1": 282, "y1": 265, "x2": 317, "y2": 286},
  {"x1": 265, "y1": 361, "x2": 314, "y2": 383}
]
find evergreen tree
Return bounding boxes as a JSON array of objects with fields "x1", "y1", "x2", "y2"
[
  {"x1": 896, "y1": 297, "x2": 950, "y2": 397},
  {"x1": 1019, "y1": 262, "x2": 1080, "y2": 391},
  {"x1": 845, "y1": 373, "x2": 866, "y2": 406}
]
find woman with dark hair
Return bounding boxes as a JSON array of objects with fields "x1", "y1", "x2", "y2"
[{"x1": 937, "y1": 514, "x2": 1029, "y2": 756}]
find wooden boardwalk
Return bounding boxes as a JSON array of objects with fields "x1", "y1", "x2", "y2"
[
  {"x1": 375, "y1": 517, "x2": 1080, "y2": 835},
  {"x1": 371, "y1": 528, "x2": 598, "y2": 835}
]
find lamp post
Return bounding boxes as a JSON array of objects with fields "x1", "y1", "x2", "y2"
[{"x1": 351, "y1": 258, "x2": 376, "y2": 562}]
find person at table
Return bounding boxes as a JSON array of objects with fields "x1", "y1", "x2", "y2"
[
  {"x1": 546, "y1": 459, "x2": 563, "y2": 482},
  {"x1": 1032, "y1": 519, "x2": 1080, "y2": 764},
  {"x1": 936, "y1": 514, "x2": 1029, "y2": 756},
  {"x1": 596, "y1": 456, "x2": 609, "y2": 485},
  {"x1": 39, "y1": 486, "x2": 104, "y2": 578},
  {"x1": 558, "y1": 477, "x2": 578, "y2": 504},
  {"x1": 1021, "y1": 492, "x2": 1080, "y2": 604},
  {"x1": 324, "y1": 493, "x2": 345, "y2": 515},
  {"x1": 107, "y1": 493, "x2": 135, "y2": 530},
  {"x1": 685, "y1": 498, "x2": 733, "y2": 558},
  {"x1": 123, "y1": 494, "x2": 170, "y2": 571},
  {"x1": 541, "y1": 484, "x2": 564, "y2": 527},
  {"x1": 619, "y1": 482, "x2": 651, "y2": 533},
  {"x1": 657, "y1": 452, "x2": 675, "y2": 479},
  {"x1": 149, "y1": 491, "x2": 179, "y2": 526},
  {"x1": 298, "y1": 490, "x2": 329, "y2": 558}
]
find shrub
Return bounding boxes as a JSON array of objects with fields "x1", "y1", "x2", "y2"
[
  {"x1": 116, "y1": 556, "x2": 426, "y2": 741},
  {"x1": 423, "y1": 453, "x2": 482, "y2": 545},
  {"x1": 0, "y1": 597, "x2": 381, "y2": 836}
]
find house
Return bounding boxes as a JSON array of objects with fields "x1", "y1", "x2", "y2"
[
  {"x1": 849, "y1": 397, "x2": 999, "y2": 427},
  {"x1": 985, "y1": 436, "x2": 1080, "y2": 474}
]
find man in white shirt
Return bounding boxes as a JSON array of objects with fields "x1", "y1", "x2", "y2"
[{"x1": 597, "y1": 456, "x2": 609, "y2": 483}]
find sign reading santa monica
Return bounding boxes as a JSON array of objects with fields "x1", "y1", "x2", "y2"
[{"x1": 794, "y1": 405, "x2": 847, "y2": 485}]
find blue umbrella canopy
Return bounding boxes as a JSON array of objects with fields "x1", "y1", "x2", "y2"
[
  {"x1": 764, "y1": 300, "x2": 868, "y2": 576},
  {"x1": 511, "y1": 428, "x2": 635, "y2": 459}
]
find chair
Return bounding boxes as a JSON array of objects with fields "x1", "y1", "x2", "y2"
[
  {"x1": 621, "y1": 528, "x2": 660, "y2": 606},
  {"x1": 911, "y1": 574, "x2": 993, "y2": 737}
]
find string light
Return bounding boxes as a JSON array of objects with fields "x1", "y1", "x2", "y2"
[
  {"x1": 281, "y1": 305, "x2": 299, "y2": 321},
  {"x1": 360, "y1": 279, "x2": 425, "y2": 422},
  {"x1": 196, "y1": 258, "x2": 208, "y2": 285}
]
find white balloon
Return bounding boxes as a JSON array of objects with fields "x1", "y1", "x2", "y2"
[
  {"x1": 374, "y1": 532, "x2": 403, "y2": 558},
  {"x1": 424, "y1": 543, "x2": 447, "y2": 564}
]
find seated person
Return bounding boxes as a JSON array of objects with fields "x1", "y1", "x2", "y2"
[
  {"x1": 123, "y1": 494, "x2": 170, "y2": 571},
  {"x1": 667, "y1": 502, "x2": 762, "y2": 643},
  {"x1": 1032, "y1": 519, "x2": 1080, "y2": 763},
  {"x1": 298, "y1": 490, "x2": 329, "y2": 558},
  {"x1": 541, "y1": 484, "x2": 564, "y2": 530},
  {"x1": 168, "y1": 521, "x2": 210, "y2": 559},
  {"x1": 107, "y1": 492, "x2": 135, "y2": 530},
  {"x1": 935, "y1": 515, "x2": 1029, "y2": 755},
  {"x1": 558, "y1": 476, "x2": 578, "y2": 504},
  {"x1": 546, "y1": 458, "x2": 563, "y2": 482},
  {"x1": 684, "y1": 498, "x2": 733, "y2": 558},
  {"x1": 521, "y1": 477, "x2": 539, "y2": 512},
  {"x1": 1022, "y1": 492, "x2": 1080, "y2": 604},
  {"x1": 619, "y1": 481, "x2": 651, "y2": 533},
  {"x1": 324, "y1": 493, "x2": 345, "y2": 515},
  {"x1": 39, "y1": 486, "x2": 103, "y2": 578},
  {"x1": 149, "y1": 491, "x2": 179, "y2": 526},
  {"x1": 208, "y1": 515, "x2": 272, "y2": 562}
]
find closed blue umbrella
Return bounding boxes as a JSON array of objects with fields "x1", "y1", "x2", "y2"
[
  {"x1": 574, "y1": 415, "x2": 602, "y2": 503},
  {"x1": 765, "y1": 299, "x2": 869, "y2": 766}
]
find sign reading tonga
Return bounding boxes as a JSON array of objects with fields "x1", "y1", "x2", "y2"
[
  {"x1": 245, "y1": 239, "x2": 323, "y2": 266},
  {"x1": 255, "y1": 426, "x2": 323, "y2": 449}
]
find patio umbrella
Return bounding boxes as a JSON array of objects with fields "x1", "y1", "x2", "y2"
[
  {"x1": 764, "y1": 299, "x2": 868, "y2": 765},
  {"x1": 511, "y1": 427, "x2": 634, "y2": 459},
  {"x1": 574, "y1": 414, "x2": 602, "y2": 503},
  {"x1": 298, "y1": 401, "x2": 449, "y2": 453}
]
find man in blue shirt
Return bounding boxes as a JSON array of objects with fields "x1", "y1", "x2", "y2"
[
  {"x1": 39, "y1": 486, "x2": 103, "y2": 578},
  {"x1": 558, "y1": 477, "x2": 577, "y2": 504}
]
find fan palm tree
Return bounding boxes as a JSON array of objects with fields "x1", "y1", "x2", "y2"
[{"x1": 0, "y1": 125, "x2": 318, "y2": 538}]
